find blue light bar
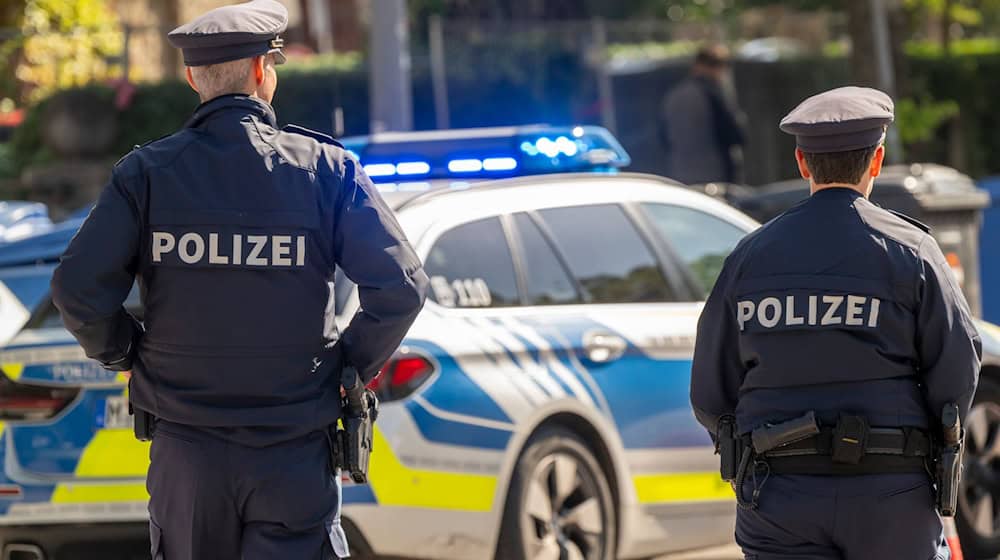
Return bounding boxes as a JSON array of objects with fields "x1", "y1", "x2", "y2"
[
  {"x1": 363, "y1": 163, "x2": 396, "y2": 177},
  {"x1": 396, "y1": 161, "x2": 431, "y2": 176},
  {"x1": 483, "y1": 157, "x2": 518, "y2": 171},
  {"x1": 342, "y1": 125, "x2": 630, "y2": 183},
  {"x1": 448, "y1": 159, "x2": 484, "y2": 173}
]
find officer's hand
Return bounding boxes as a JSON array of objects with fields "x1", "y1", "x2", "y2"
[{"x1": 365, "y1": 389, "x2": 379, "y2": 422}]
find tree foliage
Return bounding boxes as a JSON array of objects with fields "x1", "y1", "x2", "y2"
[
  {"x1": 409, "y1": 0, "x2": 738, "y2": 20},
  {"x1": 0, "y1": 0, "x2": 122, "y2": 105}
]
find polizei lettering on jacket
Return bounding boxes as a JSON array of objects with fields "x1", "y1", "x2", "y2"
[
  {"x1": 737, "y1": 295, "x2": 880, "y2": 331},
  {"x1": 151, "y1": 231, "x2": 307, "y2": 267}
]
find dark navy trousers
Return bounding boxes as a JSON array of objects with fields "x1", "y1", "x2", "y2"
[
  {"x1": 737, "y1": 473, "x2": 949, "y2": 559},
  {"x1": 146, "y1": 421, "x2": 349, "y2": 560}
]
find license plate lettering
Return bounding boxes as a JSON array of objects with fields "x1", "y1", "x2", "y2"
[{"x1": 99, "y1": 396, "x2": 133, "y2": 429}]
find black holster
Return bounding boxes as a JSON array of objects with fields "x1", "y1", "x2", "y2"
[
  {"x1": 718, "y1": 415, "x2": 742, "y2": 482},
  {"x1": 331, "y1": 367, "x2": 377, "y2": 484},
  {"x1": 936, "y1": 403, "x2": 963, "y2": 517},
  {"x1": 131, "y1": 403, "x2": 155, "y2": 442}
]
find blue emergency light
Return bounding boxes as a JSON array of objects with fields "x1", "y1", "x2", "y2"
[{"x1": 341, "y1": 125, "x2": 630, "y2": 183}]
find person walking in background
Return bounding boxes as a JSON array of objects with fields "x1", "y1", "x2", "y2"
[{"x1": 661, "y1": 44, "x2": 746, "y2": 185}]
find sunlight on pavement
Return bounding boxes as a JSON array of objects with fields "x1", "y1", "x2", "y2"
[{"x1": 660, "y1": 544, "x2": 743, "y2": 559}]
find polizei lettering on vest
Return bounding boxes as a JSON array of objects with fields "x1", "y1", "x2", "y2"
[
  {"x1": 736, "y1": 294, "x2": 881, "y2": 331},
  {"x1": 151, "y1": 232, "x2": 307, "y2": 267}
]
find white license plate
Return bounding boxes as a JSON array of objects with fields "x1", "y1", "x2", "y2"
[{"x1": 100, "y1": 396, "x2": 133, "y2": 429}]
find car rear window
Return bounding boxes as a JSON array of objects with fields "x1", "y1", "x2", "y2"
[
  {"x1": 640, "y1": 203, "x2": 746, "y2": 295},
  {"x1": 512, "y1": 213, "x2": 582, "y2": 306},
  {"x1": 537, "y1": 204, "x2": 674, "y2": 304},
  {"x1": 424, "y1": 217, "x2": 519, "y2": 308}
]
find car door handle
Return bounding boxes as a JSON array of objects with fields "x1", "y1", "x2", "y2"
[{"x1": 583, "y1": 331, "x2": 627, "y2": 363}]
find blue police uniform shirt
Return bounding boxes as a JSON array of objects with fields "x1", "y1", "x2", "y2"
[
  {"x1": 51, "y1": 95, "x2": 428, "y2": 445},
  {"x1": 690, "y1": 187, "x2": 982, "y2": 435}
]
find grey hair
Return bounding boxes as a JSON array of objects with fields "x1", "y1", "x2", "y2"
[{"x1": 189, "y1": 58, "x2": 254, "y2": 101}]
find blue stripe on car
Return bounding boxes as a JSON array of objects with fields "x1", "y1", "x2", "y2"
[
  {"x1": 404, "y1": 400, "x2": 511, "y2": 450},
  {"x1": 406, "y1": 340, "x2": 511, "y2": 424}
]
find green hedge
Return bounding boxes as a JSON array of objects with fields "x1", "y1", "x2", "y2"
[
  {"x1": 906, "y1": 53, "x2": 1000, "y2": 177},
  {"x1": 5, "y1": 49, "x2": 1000, "y2": 183},
  {"x1": 3, "y1": 43, "x2": 589, "y2": 179}
]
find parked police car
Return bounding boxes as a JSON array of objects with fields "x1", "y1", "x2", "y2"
[{"x1": 0, "y1": 126, "x2": 996, "y2": 560}]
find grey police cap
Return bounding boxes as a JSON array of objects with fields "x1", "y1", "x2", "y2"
[
  {"x1": 167, "y1": 0, "x2": 288, "y2": 67},
  {"x1": 779, "y1": 86, "x2": 894, "y2": 153}
]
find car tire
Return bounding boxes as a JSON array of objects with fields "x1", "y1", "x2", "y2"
[
  {"x1": 956, "y1": 375, "x2": 1000, "y2": 559},
  {"x1": 496, "y1": 426, "x2": 617, "y2": 560}
]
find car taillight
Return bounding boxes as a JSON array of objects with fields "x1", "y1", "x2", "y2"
[
  {"x1": 367, "y1": 350, "x2": 435, "y2": 402},
  {"x1": 0, "y1": 372, "x2": 78, "y2": 421}
]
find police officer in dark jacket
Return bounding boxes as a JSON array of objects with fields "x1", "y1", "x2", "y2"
[
  {"x1": 50, "y1": 1, "x2": 428, "y2": 558},
  {"x1": 691, "y1": 86, "x2": 981, "y2": 559}
]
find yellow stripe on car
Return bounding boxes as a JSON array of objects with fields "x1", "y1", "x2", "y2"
[
  {"x1": 51, "y1": 482, "x2": 147, "y2": 503},
  {"x1": 74, "y1": 429, "x2": 150, "y2": 478},
  {"x1": 1, "y1": 363, "x2": 23, "y2": 381},
  {"x1": 633, "y1": 471, "x2": 734, "y2": 503},
  {"x1": 368, "y1": 427, "x2": 497, "y2": 512},
  {"x1": 51, "y1": 428, "x2": 151, "y2": 502}
]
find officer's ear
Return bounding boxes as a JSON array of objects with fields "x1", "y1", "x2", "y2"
[
  {"x1": 795, "y1": 148, "x2": 812, "y2": 180},
  {"x1": 869, "y1": 145, "x2": 886, "y2": 179},
  {"x1": 184, "y1": 67, "x2": 198, "y2": 94},
  {"x1": 253, "y1": 56, "x2": 266, "y2": 85}
]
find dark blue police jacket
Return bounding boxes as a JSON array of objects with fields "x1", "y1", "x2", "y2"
[
  {"x1": 691, "y1": 187, "x2": 982, "y2": 436},
  {"x1": 51, "y1": 95, "x2": 428, "y2": 444}
]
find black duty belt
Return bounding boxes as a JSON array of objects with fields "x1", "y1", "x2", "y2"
[{"x1": 762, "y1": 427, "x2": 931, "y2": 475}]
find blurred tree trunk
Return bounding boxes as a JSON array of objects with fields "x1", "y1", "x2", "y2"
[
  {"x1": 0, "y1": 1, "x2": 24, "y2": 28},
  {"x1": 332, "y1": 0, "x2": 363, "y2": 51},
  {"x1": 941, "y1": 0, "x2": 953, "y2": 54},
  {"x1": 889, "y1": 0, "x2": 911, "y2": 97},
  {"x1": 846, "y1": 0, "x2": 909, "y2": 97},
  {"x1": 846, "y1": 0, "x2": 879, "y2": 87}
]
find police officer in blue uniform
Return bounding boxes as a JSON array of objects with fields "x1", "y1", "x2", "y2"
[
  {"x1": 50, "y1": 1, "x2": 428, "y2": 558},
  {"x1": 691, "y1": 86, "x2": 982, "y2": 559}
]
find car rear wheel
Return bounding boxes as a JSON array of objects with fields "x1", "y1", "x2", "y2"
[
  {"x1": 496, "y1": 427, "x2": 616, "y2": 560},
  {"x1": 957, "y1": 375, "x2": 1000, "y2": 559}
]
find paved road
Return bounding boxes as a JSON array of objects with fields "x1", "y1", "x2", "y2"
[{"x1": 660, "y1": 544, "x2": 742, "y2": 559}]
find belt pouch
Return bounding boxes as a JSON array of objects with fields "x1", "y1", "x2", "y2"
[{"x1": 832, "y1": 415, "x2": 869, "y2": 464}]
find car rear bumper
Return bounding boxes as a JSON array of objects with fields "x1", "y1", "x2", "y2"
[{"x1": 0, "y1": 522, "x2": 149, "y2": 560}]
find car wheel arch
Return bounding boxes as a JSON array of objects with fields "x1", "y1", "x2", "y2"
[{"x1": 488, "y1": 406, "x2": 630, "y2": 557}]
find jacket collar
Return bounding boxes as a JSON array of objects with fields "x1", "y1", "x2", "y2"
[
  {"x1": 185, "y1": 94, "x2": 277, "y2": 129},
  {"x1": 811, "y1": 186, "x2": 865, "y2": 201}
]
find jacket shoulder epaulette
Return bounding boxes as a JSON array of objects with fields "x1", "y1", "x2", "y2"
[
  {"x1": 114, "y1": 144, "x2": 145, "y2": 168},
  {"x1": 887, "y1": 209, "x2": 932, "y2": 233},
  {"x1": 114, "y1": 133, "x2": 174, "y2": 168},
  {"x1": 281, "y1": 124, "x2": 344, "y2": 148}
]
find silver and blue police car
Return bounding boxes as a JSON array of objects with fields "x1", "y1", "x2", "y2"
[{"x1": 0, "y1": 126, "x2": 998, "y2": 560}]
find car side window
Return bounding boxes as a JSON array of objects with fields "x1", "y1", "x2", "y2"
[
  {"x1": 537, "y1": 204, "x2": 674, "y2": 304},
  {"x1": 512, "y1": 213, "x2": 582, "y2": 306},
  {"x1": 424, "y1": 217, "x2": 519, "y2": 308},
  {"x1": 641, "y1": 203, "x2": 747, "y2": 295}
]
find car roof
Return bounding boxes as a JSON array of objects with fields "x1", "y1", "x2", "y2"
[
  {"x1": 389, "y1": 172, "x2": 761, "y2": 241},
  {"x1": 383, "y1": 172, "x2": 684, "y2": 209}
]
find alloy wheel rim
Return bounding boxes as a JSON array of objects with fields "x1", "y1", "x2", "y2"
[
  {"x1": 522, "y1": 452, "x2": 606, "y2": 560},
  {"x1": 961, "y1": 402, "x2": 1000, "y2": 538}
]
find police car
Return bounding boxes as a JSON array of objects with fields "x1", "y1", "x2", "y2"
[{"x1": 0, "y1": 126, "x2": 995, "y2": 560}]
